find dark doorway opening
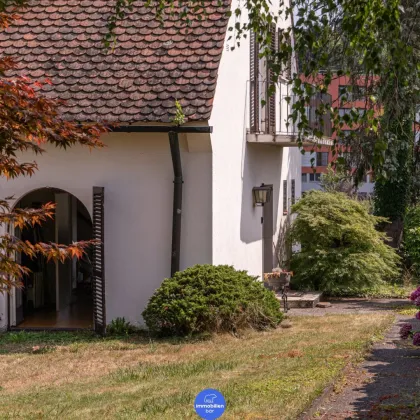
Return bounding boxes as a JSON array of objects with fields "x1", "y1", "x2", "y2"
[{"x1": 12, "y1": 188, "x2": 93, "y2": 329}]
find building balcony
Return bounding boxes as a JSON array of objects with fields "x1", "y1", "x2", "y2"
[{"x1": 247, "y1": 80, "x2": 333, "y2": 147}]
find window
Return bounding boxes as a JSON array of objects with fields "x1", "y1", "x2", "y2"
[
  {"x1": 339, "y1": 85, "x2": 366, "y2": 102},
  {"x1": 338, "y1": 85, "x2": 346, "y2": 99},
  {"x1": 302, "y1": 152, "x2": 315, "y2": 167},
  {"x1": 309, "y1": 173, "x2": 321, "y2": 182},
  {"x1": 301, "y1": 173, "x2": 307, "y2": 183},
  {"x1": 291, "y1": 179, "x2": 296, "y2": 205},
  {"x1": 283, "y1": 180, "x2": 288, "y2": 214},
  {"x1": 353, "y1": 85, "x2": 366, "y2": 99},
  {"x1": 316, "y1": 152, "x2": 328, "y2": 167},
  {"x1": 338, "y1": 108, "x2": 351, "y2": 117},
  {"x1": 338, "y1": 108, "x2": 365, "y2": 118},
  {"x1": 338, "y1": 130, "x2": 353, "y2": 144},
  {"x1": 340, "y1": 151, "x2": 356, "y2": 167}
]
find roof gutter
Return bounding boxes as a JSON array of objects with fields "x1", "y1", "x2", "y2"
[
  {"x1": 112, "y1": 125, "x2": 213, "y2": 134},
  {"x1": 111, "y1": 124, "x2": 212, "y2": 277}
]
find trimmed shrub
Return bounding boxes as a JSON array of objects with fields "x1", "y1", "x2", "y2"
[
  {"x1": 142, "y1": 264, "x2": 283, "y2": 336},
  {"x1": 289, "y1": 191, "x2": 400, "y2": 292}
]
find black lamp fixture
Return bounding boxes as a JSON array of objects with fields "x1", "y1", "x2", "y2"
[{"x1": 252, "y1": 183, "x2": 272, "y2": 206}]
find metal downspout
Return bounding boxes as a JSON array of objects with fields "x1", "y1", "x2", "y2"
[{"x1": 168, "y1": 131, "x2": 183, "y2": 277}]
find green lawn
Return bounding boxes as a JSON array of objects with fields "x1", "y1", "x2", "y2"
[{"x1": 0, "y1": 314, "x2": 393, "y2": 420}]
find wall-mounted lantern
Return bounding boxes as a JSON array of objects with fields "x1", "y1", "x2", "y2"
[{"x1": 252, "y1": 183, "x2": 272, "y2": 206}]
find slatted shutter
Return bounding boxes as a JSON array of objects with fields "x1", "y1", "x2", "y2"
[
  {"x1": 283, "y1": 180, "x2": 288, "y2": 215},
  {"x1": 291, "y1": 179, "x2": 296, "y2": 205},
  {"x1": 267, "y1": 23, "x2": 277, "y2": 134},
  {"x1": 92, "y1": 186, "x2": 106, "y2": 334},
  {"x1": 250, "y1": 30, "x2": 259, "y2": 133}
]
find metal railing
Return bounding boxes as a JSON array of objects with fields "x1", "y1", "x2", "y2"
[{"x1": 249, "y1": 79, "x2": 332, "y2": 138}]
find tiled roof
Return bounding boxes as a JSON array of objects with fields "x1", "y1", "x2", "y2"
[{"x1": 1, "y1": 0, "x2": 230, "y2": 122}]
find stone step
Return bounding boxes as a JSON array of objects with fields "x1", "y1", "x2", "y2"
[{"x1": 276, "y1": 291, "x2": 322, "y2": 308}]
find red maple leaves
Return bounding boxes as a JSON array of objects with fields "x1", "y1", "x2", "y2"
[{"x1": 0, "y1": 7, "x2": 106, "y2": 290}]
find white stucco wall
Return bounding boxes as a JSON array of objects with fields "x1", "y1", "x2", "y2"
[
  {"x1": 0, "y1": 132, "x2": 212, "y2": 326},
  {"x1": 210, "y1": 0, "x2": 300, "y2": 278},
  {"x1": 0, "y1": 240, "x2": 6, "y2": 330},
  {"x1": 0, "y1": 0, "x2": 301, "y2": 330}
]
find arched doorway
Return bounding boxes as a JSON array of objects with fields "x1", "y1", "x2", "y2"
[{"x1": 11, "y1": 187, "x2": 94, "y2": 329}]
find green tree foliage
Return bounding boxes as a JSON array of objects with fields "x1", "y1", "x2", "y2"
[
  {"x1": 320, "y1": 165, "x2": 354, "y2": 195},
  {"x1": 374, "y1": 144, "x2": 412, "y2": 223},
  {"x1": 289, "y1": 191, "x2": 400, "y2": 291},
  {"x1": 142, "y1": 265, "x2": 283, "y2": 336},
  {"x1": 403, "y1": 206, "x2": 420, "y2": 276},
  {"x1": 373, "y1": 71, "x2": 414, "y2": 222}
]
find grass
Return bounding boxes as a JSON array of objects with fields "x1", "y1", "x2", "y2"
[
  {"x1": 324, "y1": 282, "x2": 416, "y2": 299},
  {"x1": 394, "y1": 304, "x2": 419, "y2": 315},
  {"x1": 0, "y1": 314, "x2": 393, "y2": 420}
]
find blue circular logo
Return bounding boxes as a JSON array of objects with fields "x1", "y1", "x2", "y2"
[{"x1": 194, "y1": 388, "x2": 226, "y2": 419}]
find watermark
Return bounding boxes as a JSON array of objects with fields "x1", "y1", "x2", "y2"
[{"x1": 194, "y1": 389, "x2": 226, "y2": 419}]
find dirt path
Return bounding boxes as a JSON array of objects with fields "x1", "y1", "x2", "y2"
[{"x1": 291, "y1": 299, "x2": 420, "y2": 419}]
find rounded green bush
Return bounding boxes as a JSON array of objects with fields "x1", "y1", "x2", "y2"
[
  {"x1": 289, "y1": 190, "x2": 400, "y2": 292},
  {"x1": 142, "y1": 264, "x2": 283, "y2": 336}
]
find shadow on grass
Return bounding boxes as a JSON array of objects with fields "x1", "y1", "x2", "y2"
[
  {"x1": 0, "y1": 330, "x2": 213, "y2": 355},
  {"x1": 332, "y1": 316, "x2": 420, "y2": 419}
]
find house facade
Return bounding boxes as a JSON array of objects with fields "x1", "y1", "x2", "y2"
[{"x1": 0, "y1": 0, "x2": 327, "y2": 332}]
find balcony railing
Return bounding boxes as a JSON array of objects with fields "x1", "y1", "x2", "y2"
[{"x1": 248, "y1": 79, "x2": 332, "y2": 139}]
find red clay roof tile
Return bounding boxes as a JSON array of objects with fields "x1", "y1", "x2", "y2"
[{"x1": 3, "y1": 0, "x2": 230, "y2": 123}]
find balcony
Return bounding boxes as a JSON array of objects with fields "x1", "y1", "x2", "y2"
[{"x1": 247, "y1": 80, "x2": 333, "y2": 147}]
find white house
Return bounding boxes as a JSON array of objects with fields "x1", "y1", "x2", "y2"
[{"x1": 0, "y1": 0, "x2": 329, "y2": 332}]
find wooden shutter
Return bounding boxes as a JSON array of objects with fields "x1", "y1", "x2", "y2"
[
  {"x1": 267, "y1": 23, "x2": 277, "y2": 134},
  {"x1": 250, "y1": 30, "x2": 259, "y2": 133},
  {"x1": 92, "y1": 186, "x2": 106, "y2": 334},
  {"x1": 283, "y1": 180, "x2": 288, "y2": 215},
  {"x1": 291, "y1": 179, "x2": 296, "y2": 205}
]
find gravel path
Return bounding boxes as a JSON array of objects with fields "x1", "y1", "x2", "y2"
[{"x1": 292, "y1": 299, "x2": 420, "y2": 419}]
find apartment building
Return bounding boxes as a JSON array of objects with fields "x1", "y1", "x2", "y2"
[{"x1": 301, "y1": 76, "x2": 375, "y2": 196}]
